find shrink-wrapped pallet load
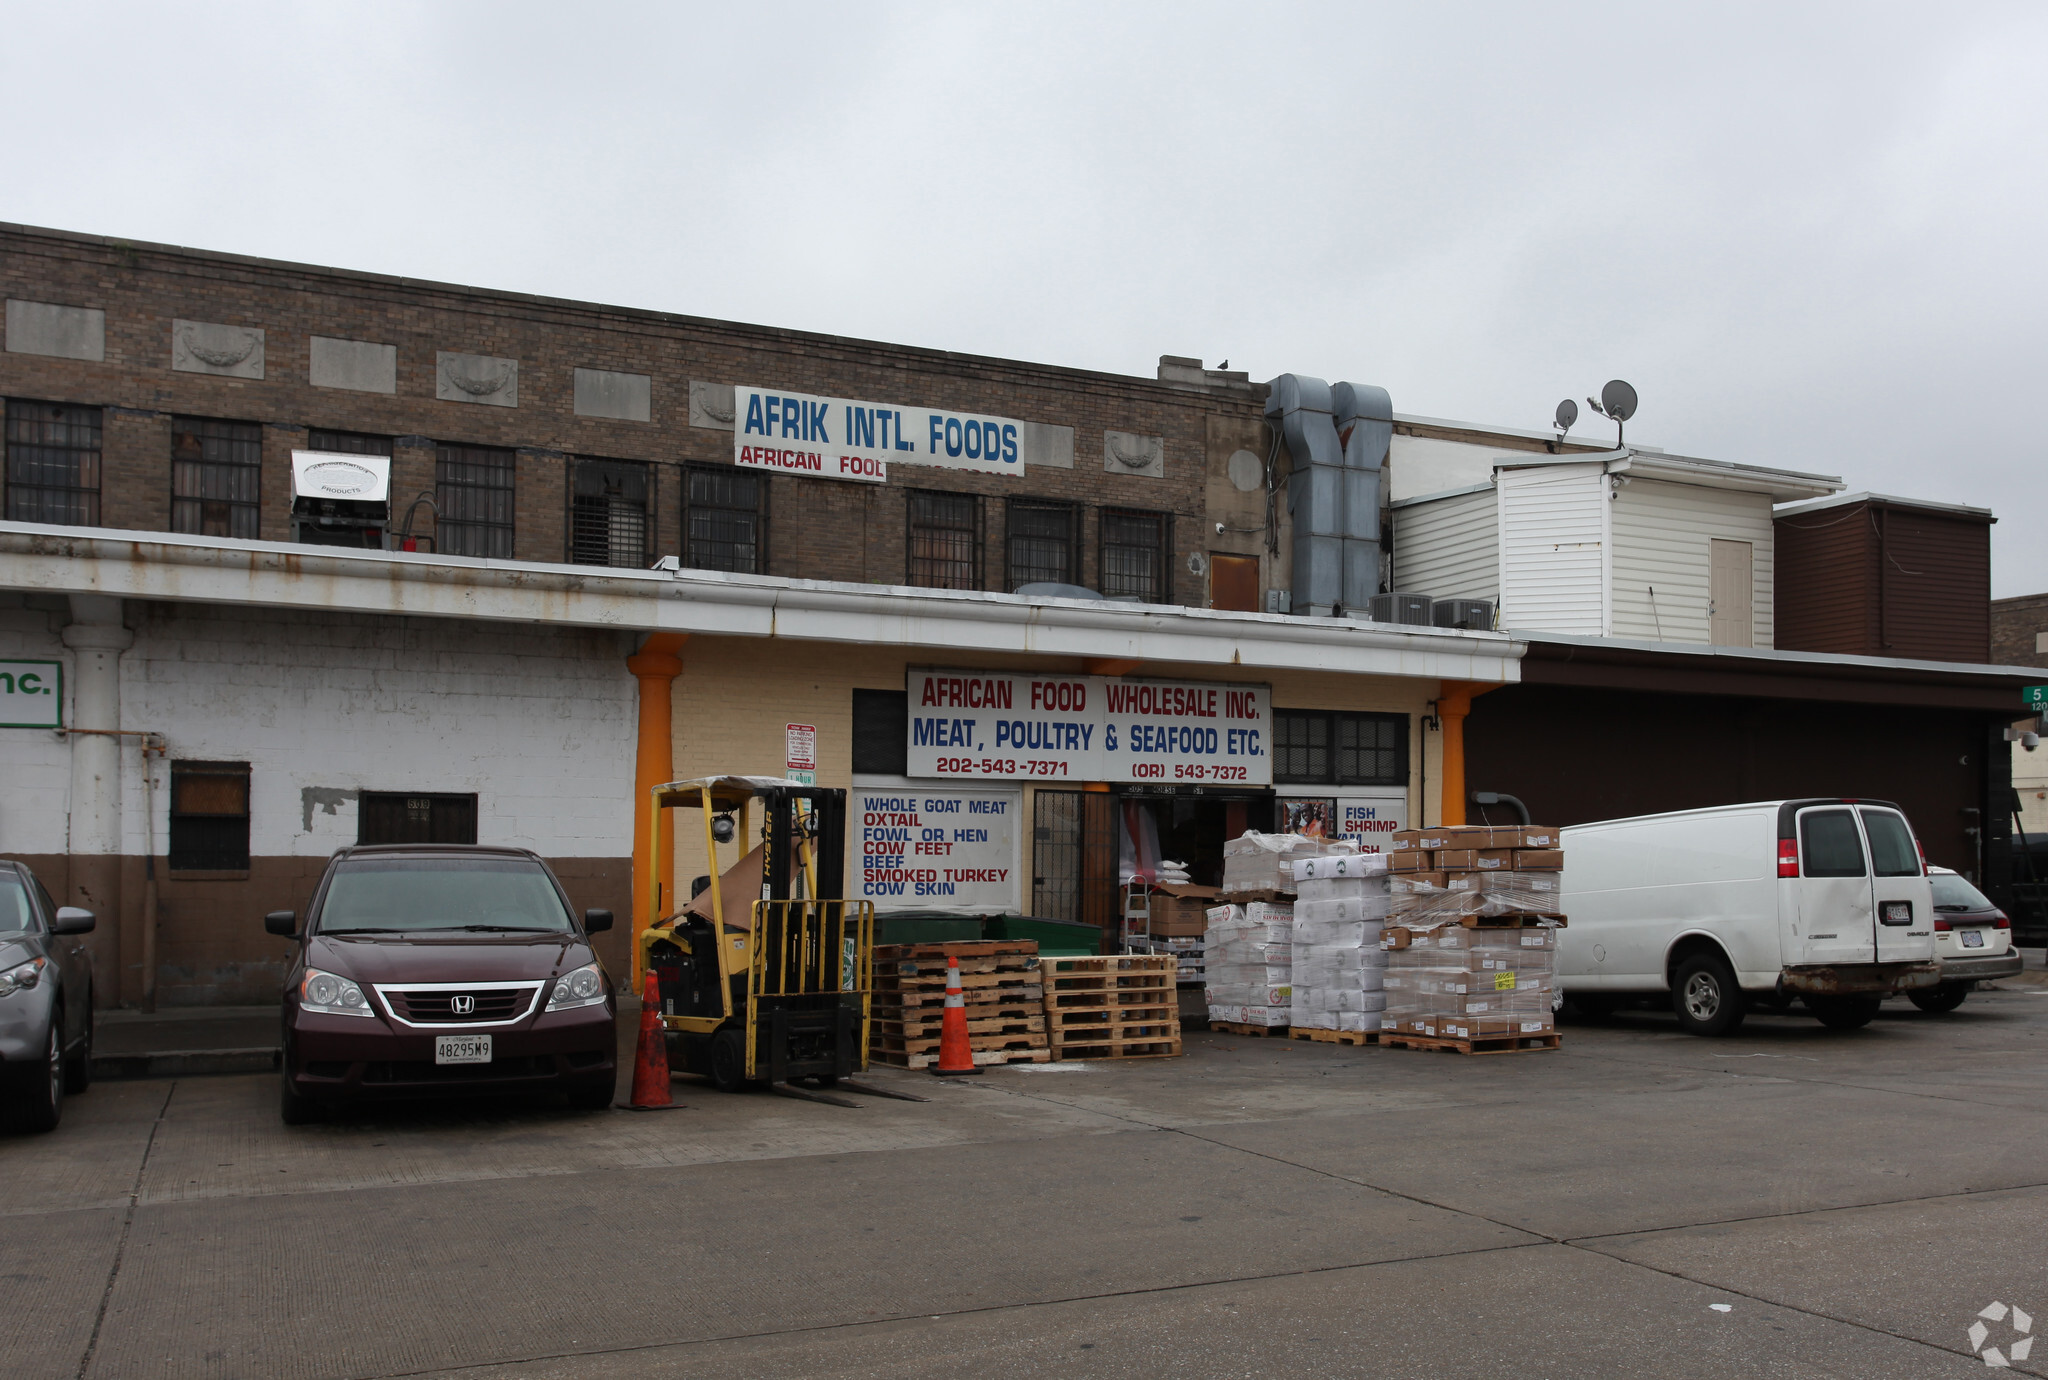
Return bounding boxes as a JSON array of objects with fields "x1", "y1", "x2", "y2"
[
  {"x1": 1288, "y1": 853, "x2": 1390, "y2": 1036},
  {"x1": 1203, "y1": 900, "x2": 1294, "y2": 1027}
]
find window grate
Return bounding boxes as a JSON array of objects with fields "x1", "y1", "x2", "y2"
[
  {"x1": 435, "y1": 444, "x2": 515, "y2": 559},
  {"x1": 171, "y1": 417, "x2": 261, "y2": 539},
  {"x1": 1274, "y1": 710, "x2": 1409, "y2": 786},
  {"x1": 4, "y1": 400, "x2": 101, "y2": 526},
  {"x1": 1099, "y1": 507, "x2": 1169, "y2": 603},
  {"x1": 1006, "y1": 499, "x2": 1077, "y2": 590},
  {"x1": 306, "y1": 429, "x2": 392, "y2": 457},
  {"x1": 569, "y1": 457, "x2": 652, "y2": 569},
  {"x1": 908, "y1": 490, "x2": 981, "y2": 589},
  {"x1": 169, "y1": 761, "x2": 250, "y2": 871},
  {"x1": 683, "y1": 465, "x2": 762, "y2": 573}
]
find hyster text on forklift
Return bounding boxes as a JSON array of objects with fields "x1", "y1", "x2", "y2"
[{"x1": 635, "y1": 776, "x2": 923, "y2": 1107}]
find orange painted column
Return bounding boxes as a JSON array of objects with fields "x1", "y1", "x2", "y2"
[
  {"x1": 1434, "y1": 681, "x2": 1501, "y2": 827},
  {"x1": 626, "y1": 633, "x2": 688, "y2": 988}
]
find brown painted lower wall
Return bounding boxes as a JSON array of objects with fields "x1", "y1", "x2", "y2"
[{"x1": 2, "y1": 852, "x2": 632, "y2": 1008}]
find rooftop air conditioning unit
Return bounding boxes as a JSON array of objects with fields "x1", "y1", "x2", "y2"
[
  {"x1": 1432, "y1": 599, "x2": 1494, "y2": 631},
  {"x1": 1368, "y1": 592, "x2": 1434, "y2": 626}
]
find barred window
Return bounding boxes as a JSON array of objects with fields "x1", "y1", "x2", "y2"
[
  {"x1": 435, "y1": 443, "x2": 515, "y2": 559},
  {"x1": 1274, "y1": 710, "x2": 1408, "y2": 786},
  {"x1": 1006, "y1": 499, "x2": 1077, "y2": 590},
  {"x1": 4, "y1": 400, "x2": 101, "y2": 526},
  {"x1": 908, "y1": 490, "x2": 981, "y2": 589},
  {"x1": 1100, "y1": 507, "x2": 1169, "y2": 603},
  {"x1": 169, "y1": 761, "x2": 250, "y2": 871},
  {"x1": 306, "y1": 428, "x2": 392, "y2": 457},
  {"x1": 683, "y1": 465, "x2": 763, "y2": 573},
  {"x1": 569, "y1": 457, "x2": 652, "y2": 568},
  {"x1": 171, "y1": 417, "x2": 261, "y2": 539}
]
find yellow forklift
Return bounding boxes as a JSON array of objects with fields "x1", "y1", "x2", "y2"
[{"x1": 636, "y1": 776, "x2": 923, "y2": 1106}]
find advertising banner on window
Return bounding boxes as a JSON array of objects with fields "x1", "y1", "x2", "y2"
[
  {"x1": 854, "y1": 786, "x2": 1021, "y2": 913},
  {"x1": 733, "y1": 384, "x2": 1027, "y2": 484},
  {"x1": 905, "y1": 669, "x2": 1272, "y2": 785},
  {"x1": 1277, "y1": 790, "x2": 1407, "y2": 853}
]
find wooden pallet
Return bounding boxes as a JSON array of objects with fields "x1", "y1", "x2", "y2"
[
  {"x1": 880, "y1": 953, "x2": 1042, "y2": 979},
  {"x1": 1210, "y1": 1020, "x2": 1289, "y2": 1037},
  {"x1": 1288, "y1": 1026, "x2": 1382, "y2": 1047},
  {"x1": 1047, "y1": 1015, "x2": 1178, "y2": 1051},
  {"x1": 872, "y1": 941, "x2": 1039, "y2": 964},
  {"x1": 1049, "y1": 1035, "x2": 1182, "y2": 1061},
  {"x1": 873, "y1": 1011, "x2": 1045, "y2": 1039},
  {"x1": 871, "y1": 1045, "x2": 1054, "y2": 1069},
  {"x1": 1383, "y1": 1031, "x2": 1562, "y2": 1055}
]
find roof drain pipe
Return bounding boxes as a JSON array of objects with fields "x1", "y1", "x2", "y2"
[
  {"x1": 1331, "y1": 382, "x2": 1391, "y2": 614},
  {"x1": 1264, "y1": 375, "x2": 1344, "y2": 616}
]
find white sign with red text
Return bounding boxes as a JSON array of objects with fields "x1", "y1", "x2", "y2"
[
  {"x1": 905, "y1": 670, "x2": 1272, "y2": 785},
  {"x1": 734, "y1": 384, "x2": 1028, "y2": 484},
  {"x1": 854, "y1": 786, "x2": 1021, "y2": 912}
]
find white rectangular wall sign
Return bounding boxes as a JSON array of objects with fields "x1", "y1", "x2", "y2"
[
  {"x1": 734, "y1": 383, "x2": 1026, "y2": 483},
  {"x1": 905, "y1": 670, "x2": 1271, "y2": 784},
  {"x1": 0, "y1": 660, "x2": 62, "y2": 728},
  {"x1": 855, "y1": 786, "x2": 1021, "y2": 912},
  {"x1": 1277, "y1": 791, "x2": 1408, "y2": 853}
]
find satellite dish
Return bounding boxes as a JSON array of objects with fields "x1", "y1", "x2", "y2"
[
  {"x1": 1554, "y1": 399, "x2": 1578, "y2": 433},
  {"x1": 1600, "y1": 380, "x2": 1638, "y2": 423}
]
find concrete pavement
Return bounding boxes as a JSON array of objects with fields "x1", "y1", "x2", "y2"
[{"x1": 6, "y1": 986, "x2": 2044, "y2": 1379}]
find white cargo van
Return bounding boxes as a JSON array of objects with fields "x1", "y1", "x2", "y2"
[{"x1": 1557, "y1": 799, "x2": 1940, "y2": 1036}]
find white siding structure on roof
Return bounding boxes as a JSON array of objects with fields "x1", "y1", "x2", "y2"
[
  {"x1": 1608, "y1": 479, "x2": 1775, "y2": 647},
  {"x1": 1393, "y1": 487, "x2": 1498, "y2": 604},
  {"x1": 1497, "y1": 463, "x2": 1609, "y2": 635}
]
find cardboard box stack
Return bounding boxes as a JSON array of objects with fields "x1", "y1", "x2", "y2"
[
  {"x1": 1288, "y1": 853, "x2": 1390, "y2": 1039},
  {"x1": 1202, "y1": 899, "x2": 1294, "y2": 1029},
  {"x1": 1382, "y1": 825, "x2": 1565, "y2": 1050}
]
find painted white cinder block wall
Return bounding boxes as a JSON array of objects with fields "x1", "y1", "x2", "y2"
[{"x1": 0, "y1": 595, "x2": 637, "y2": 860}]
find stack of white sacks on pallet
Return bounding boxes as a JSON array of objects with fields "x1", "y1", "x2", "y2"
[
  {"x1": 1202, "y1": 899, "x2": 1294, "y2": 1027},
  {"x1": 1290, "y1": 853, "x2": 1390, "y2": 1034}
]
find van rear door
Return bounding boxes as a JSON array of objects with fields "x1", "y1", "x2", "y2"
[
  {"x1": 1859, "y1": 806, "x2": 1934, "y2": 963},
  {"x1": 1792, "y1": 806, "x2": 1874, "y2": 964}
]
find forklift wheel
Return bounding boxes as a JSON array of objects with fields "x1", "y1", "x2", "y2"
[{"x1": 709, "y1": 1028, "x2": 746, "y2": 1093}]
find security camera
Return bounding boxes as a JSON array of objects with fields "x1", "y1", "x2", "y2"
[
  {"x1": 2026, "y1": 732, "x2": 2039, "y2": 752},
  {"x1": 1215, "y1": 521, "x2": 1226, "y2": 535}
]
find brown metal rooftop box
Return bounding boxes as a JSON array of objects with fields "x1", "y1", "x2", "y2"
[{"x1": 1774, "y1": 493, "x2": 1993, "y2": 664}]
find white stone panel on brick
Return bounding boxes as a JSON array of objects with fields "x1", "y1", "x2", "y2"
[
  {"x1": 6, "y1": 299, "x2": 105, "y2": 362},
  {"x1": 1021, "y1": 421, "x2": 1074, "y2": 469},
  {"x1": 689, "y1": 380, "x2": 736, "y2": 430},
  {"x1": 437, "y1": 352, "x2": 519, "y2": 407},
  {"x1": 110, "y1": 604, "x2": 634, "y2": 859},
  {"x1": 0, "y1": 597, "x2": 75, "y2": 855},
  {"x1": 309, "y1": 336, "x2": 398, "y2": 394},
  {"x1": 1104, "y1": 431, "x2": 1164, "y2": 478},
  {"x1": 172, "y1": 320, "x2": 265, "y2": 379},
  {"x1": 574, "y1": 368, "x2": 652, "y2": 422}
]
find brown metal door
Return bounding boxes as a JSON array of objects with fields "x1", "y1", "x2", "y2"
[
  {"x1": 1081, "y1": 792, "x2": 1119, "y2": 955},
  {"x1": 1210, "y1": 554, "x2": 1260, "y2": 611}
]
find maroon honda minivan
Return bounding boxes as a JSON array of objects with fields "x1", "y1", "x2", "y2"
[{"x1": 269, "y1": 845, "x2": 618, "y2": 1123}]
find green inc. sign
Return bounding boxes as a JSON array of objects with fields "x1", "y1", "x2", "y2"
[
  {"x1": 0, "y1": 660, "x2": 62, "y2": 728},
  {"x1": 2027, "y1": 684, "x2": 2048, "y2": 712}
]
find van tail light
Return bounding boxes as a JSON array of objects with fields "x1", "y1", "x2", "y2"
[
  {"x1": 1996, "y1": 911, "x2": 2012, "y2": 930},
  {"x1": 1915, "y1": 838, "x2": 1927, "y2": 874},
  {"x1": 1777, "y1": 839, "x2": 1799, "y2": 878},
  {"x1": 1933, "y1": 917, "x2": 1951, "y2": 932}
]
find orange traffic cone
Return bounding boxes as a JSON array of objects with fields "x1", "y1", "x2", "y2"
[
  {"x1": 931, "y1": 955, "x2": 981, "y2": 1077},
  {"x1": 628, "y1": 969, "x2": 674, "y2": 1107}
]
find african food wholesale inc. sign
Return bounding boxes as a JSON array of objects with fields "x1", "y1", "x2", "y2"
[
  {"x1": 905, "y1": 670, "x2": 1272, "y2": 785},
  {"x1": 0, "y1": 660, "x2": 61, "y2": 729},
  {"x1": 854, "y1": 786, "x2": 1021, "y2": 913}
]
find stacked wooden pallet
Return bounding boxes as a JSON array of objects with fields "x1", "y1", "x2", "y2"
[
  {"x1": 1040, "y1": 955, "x2": 1181, "y2": 1060},
  {"x1": 869, "y1": 941, "x2": 1050, "y2": 1069}
]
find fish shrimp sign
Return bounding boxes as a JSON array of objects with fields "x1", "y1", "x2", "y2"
[{"x1": 905, "y1": 670, "x2": 1272, "y2": 785}]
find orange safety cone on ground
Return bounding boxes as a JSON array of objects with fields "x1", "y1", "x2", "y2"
[
  {"x1": 931, "y1": 955, "x2": 982, "y2": 1077},
  {"x1": 628, "y1": 969, "x2": 674, "y2": 1107}
]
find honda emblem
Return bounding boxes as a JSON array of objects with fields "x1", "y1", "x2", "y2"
[{"x1": 451, "y1": 994, "x2": 475, "y2": 1015}]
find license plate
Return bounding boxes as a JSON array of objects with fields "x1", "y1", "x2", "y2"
[
  {"x1": 1960, "y1": 929, "x2": 1985, "y2": 949},
  {"x1": 435, "y1": 1034, "x2": 492, "y2": 1065}
]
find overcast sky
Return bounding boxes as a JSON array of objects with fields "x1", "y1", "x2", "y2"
[{"x1": 6, "y1": 3, "x2": 2044, "y2": 591}]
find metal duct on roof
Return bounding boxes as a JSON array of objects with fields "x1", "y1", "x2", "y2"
[{"x1": 1266, "y1": 374, "x2": 1387, "y2": 615}]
